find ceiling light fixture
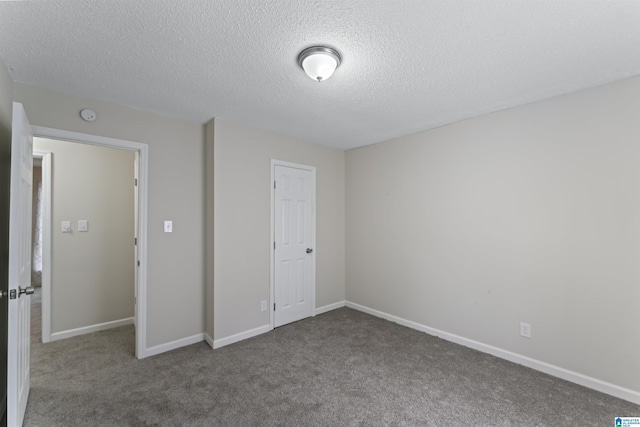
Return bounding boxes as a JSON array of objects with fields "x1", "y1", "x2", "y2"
[{"x1": 297, "y1": 46, "x2": 342, "y2": 82}]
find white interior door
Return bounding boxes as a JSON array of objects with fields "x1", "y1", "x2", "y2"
[
  {"x1": 7, "y1": 102, "x2": 34, "y2": 427},
  {"x1": 273, "y1": 163, "x2": 315, "y2": 328}
]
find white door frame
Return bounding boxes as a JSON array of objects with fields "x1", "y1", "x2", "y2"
[
  {"x1": 269, "y1": 159, "x2": 316, "y2": 329},
  {"x1": 31, "y1": 150, "x2": 51, "y2": 343},
  {"x1": 31, "y1": 126, "x2": 149, "y2": 359}
]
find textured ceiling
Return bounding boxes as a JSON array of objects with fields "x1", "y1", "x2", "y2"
[{"x1": 0, "y1": 0, "x2": 639, "y2": 150}]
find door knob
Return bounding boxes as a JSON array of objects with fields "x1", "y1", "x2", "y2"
[
  {"x1": 18, "y1": 286, "x2": 35, "y2": 297},
  {"x1": 306, "y1": 248, "x2": 313, "y2": 254}
]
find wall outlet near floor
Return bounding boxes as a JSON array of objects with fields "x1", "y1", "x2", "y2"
[
  {"x1": 520, "y1": 322, "x2": 532, "y2": 338},
  {"x1": 260, "y1": 300, "x2": 267, "y2": 312}
]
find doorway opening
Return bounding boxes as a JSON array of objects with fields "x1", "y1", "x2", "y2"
[
  {"x1": 31, "y1": 126, "x2": 148, "y2": 358},
  {"x1": 30, "y1": 151, "x2": 49, "y2": 346}
]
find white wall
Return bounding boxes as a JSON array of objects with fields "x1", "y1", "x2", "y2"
[
  {"x1": 15, "y1": 84, "x2": 204, "y2": 348},
  {"x1": 33, "y1": 137, "x2": 135, "y2": 334},
  {"x1": 213, "y1": 118, "x2": 345, "y2": 340},
  {"x1": 204, "y1": 119, "x2": 214, "y2": 342},
  {"x1": 346, "y1": 75, "x2": 640, "y2": 394}
]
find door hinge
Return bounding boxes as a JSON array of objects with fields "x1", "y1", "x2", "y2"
[
  {"x1": 137, "y1": 260, "x2": 140, "y2": 267},
  {"x1": 134, "y1": 178, "x2": 138, "y2": 186},
  {"x1": 273, "y1": 303, "x2": 276, "y2": 311},
  {"x1": 274, "y1": 241, "x2": 276, "y2": 250},
  {"x1": 134, "y1": 237, "x2": 137, "y2": 246},
  {"x1": 274, "y1": 180, "x2": 276, "y2": 189}
]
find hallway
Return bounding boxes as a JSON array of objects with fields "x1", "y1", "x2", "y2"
[{"x1": 30, "y1": 288, "x2": 41, "y2": 344}]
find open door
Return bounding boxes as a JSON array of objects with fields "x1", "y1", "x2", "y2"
[{"x1": 7, "y1": 102, "x2": 34, "y2": 427}]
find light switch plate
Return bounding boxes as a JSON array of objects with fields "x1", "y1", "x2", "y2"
[
  {"x1": 164, "y1": 220, "x2": 173, "y2": 233},
  {"x1": 61, "y1": 221, "x2": 71, "y2": 233},
  {"x1": 78, "y1": 220, "x2": 88, "y2": 232}
]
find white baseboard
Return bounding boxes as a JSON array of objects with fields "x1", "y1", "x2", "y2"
[
  {"x1": 204, "y1": 333, "x2": 214, "y2": 349},
  {"x1": 144, "y1": 333, "x2": 205, "y2": 358},
  {"x1": 210, "y1": 303, "x2": 344, "y2": 350},
  {"x1": 213, "y1": 324, "x2": 271, "y2": 349},
  {"x1": 315, "y1": 300, "x2": 346, "y2": 315},
  {"x1": 345, "y1": 301, "x2": 640, "y2": 405},
  {"x1": 209, "y1": 302, "x2": 345, "y2": 350},
  {"x1": 50, "y1": 317, "x2": 134, "y2": 342}
]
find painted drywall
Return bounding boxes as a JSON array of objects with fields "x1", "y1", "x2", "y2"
[
  {"x1": 346, "y1": 75, "x2": 640, "y2": 393},
  {"x1": 14, "y1": 84, "x2": 204, "y2": 348},
  {"x1": 33, "y1": 137, "x2": 134, "y2": 333},
  {"x1": 0, "y1": 54, "x2": 13, "y2": 423},
  {"x1": 213, "y1": 118, "x2": 345, "y2": 340},
  {"x1": 204, "y1": 119, "x2": 214, "y2": 342}
]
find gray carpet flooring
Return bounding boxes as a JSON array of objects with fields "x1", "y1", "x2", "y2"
[
  {"x1": 30, "y1": 287, "x2": 42, "y2": 344},
  {"x1": 24, "y1": 300, "x2": 639, "y2": 426}
]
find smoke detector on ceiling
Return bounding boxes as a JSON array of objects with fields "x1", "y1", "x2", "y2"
[{"x1": 80, "y1": 108, "x2": 96, "y2": 122}]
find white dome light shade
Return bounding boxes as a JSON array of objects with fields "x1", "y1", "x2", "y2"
[
  {"x1": 297, "y1": 46, "x2": 342, "y2": 82},
  {"x1": 302, "y1": 54, "x2": 338, "y2": 81}
]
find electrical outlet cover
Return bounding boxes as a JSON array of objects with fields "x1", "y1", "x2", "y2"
[{"x1": 520, "y1": 322, "x2": 532, "y2": 338}]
